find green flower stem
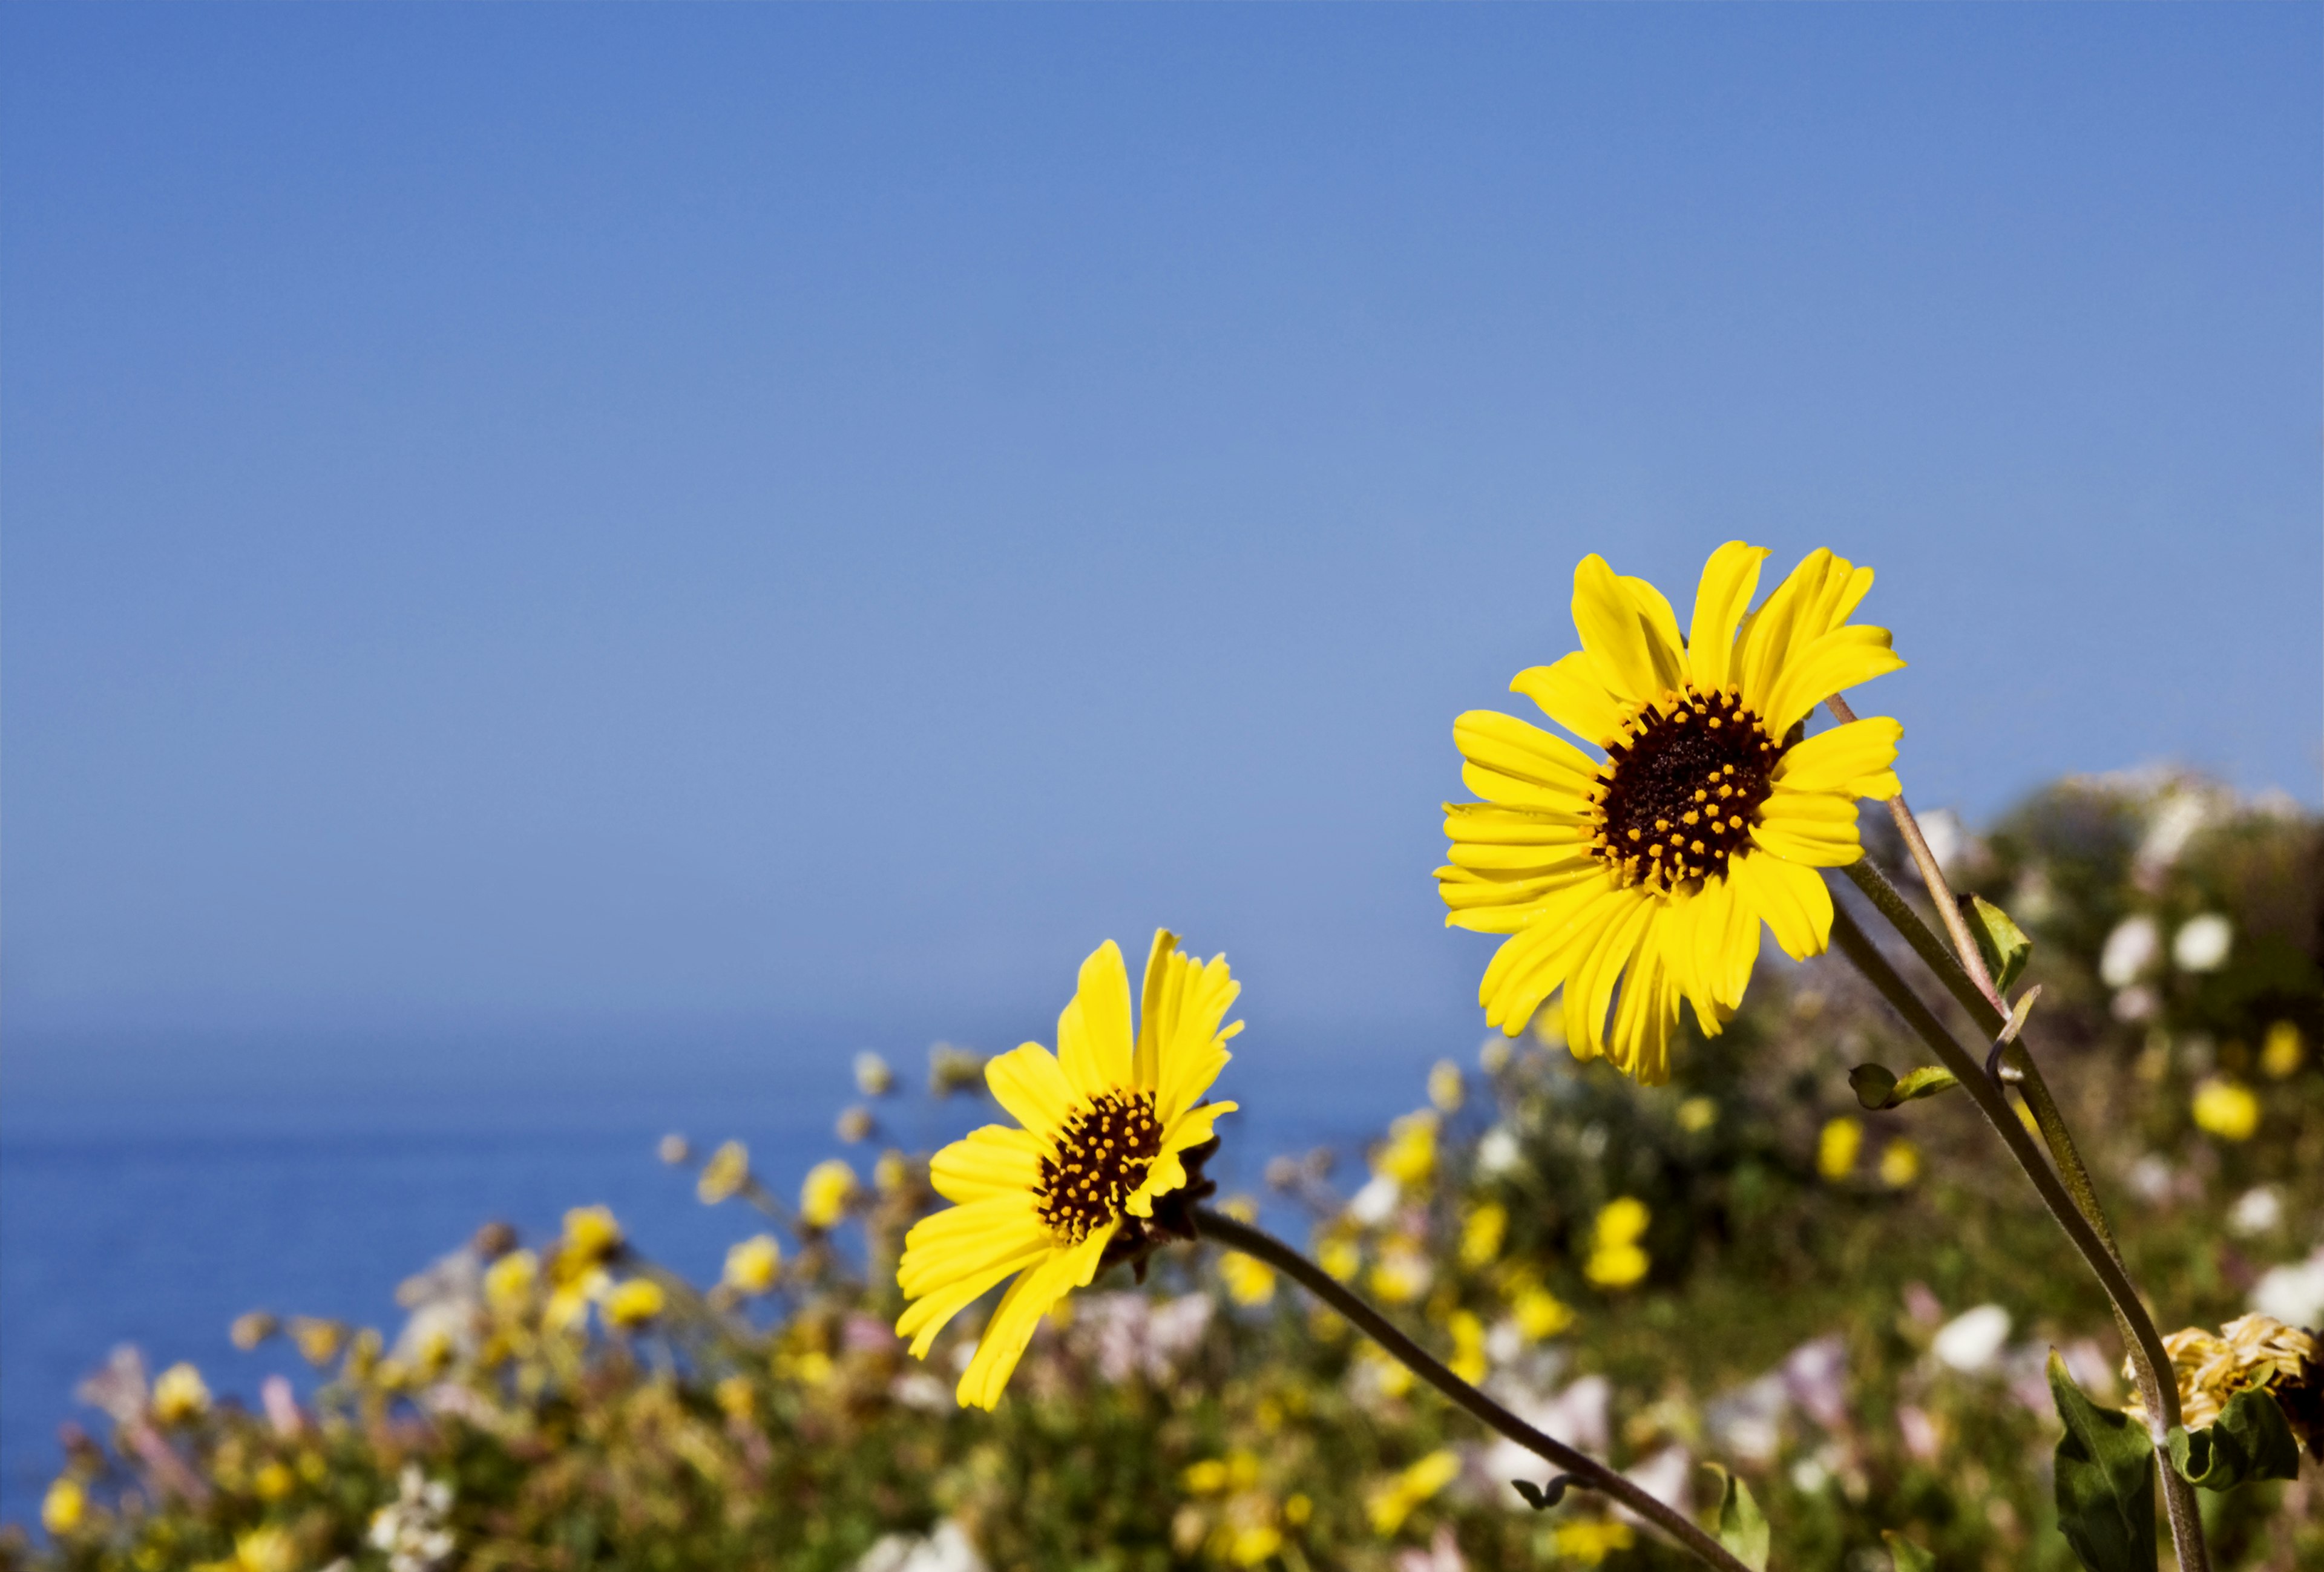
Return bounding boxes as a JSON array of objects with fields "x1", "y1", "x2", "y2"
[
  {"x1": 1189, "y1": 1205, "x2": 1758, "y2": 1572},
  {"x1": 1825, "y1": 903, "x2": 2210, "y2": 1572}
]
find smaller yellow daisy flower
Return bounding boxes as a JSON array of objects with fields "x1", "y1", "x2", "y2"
[
  {"x1": 1426, "y1": 1060, "x2": 1464, "y2": 1113},
  {"x1": 1511, "y1": 1283, "x2": 1575, "y2": 1341},
  {"x1": 1879, "y1": 1139, "x2": 1922, "y2": 1188},
  {"x1": 2260, "y1": 1021, "x2": 2305, "y2": 1079},
  {"x1": 1554, "y1": 1520, "x2": 1636, "y2": 1566},
  {"x1": 150, "y1": 1363, "x2": 211, "y2": 1425},
  {"x1": 1460, "y1": 1201, "x2": 1508, "y2": 1269},
  {"x1": 484, "y1": 1249, "x2": 539, "y2": 1314},
  {"x1": 603, "y1": 1278, "x2": 666, "y2": 1329},
  {"x1": 697, "y1": 1141, "x2": 750, "y2": 1204},
  {"x1": 800, "y1": 1159, "x2": 858, "y2": 1229},
  {"x1": 1817, "y1": 1116, "x2": 1863, "y2": 1180},
  {"x1": 896, "y1": 931, "x2": 1241, "y2": 1409},
  {"x1": 1583, "y1": 1197, "x2": 1650, "y2": 1289},
  {"x1": 1219, "y1": 1252, "x2": 1278, "y2": 1307},
  {"x1": 560, "y1": 1205, "x2": 624, "y2": 1265},
  {"x1": 724, "y1": 1234, "x2": 783, "y2": 1295},
  {"x1": 289, "y1": 1317, "x2": 347, "y2": 1367},
  {"x1": 1448, "y1": 1310, "x2": 1488, "y2": 1384},
  {"x1": 41, "y1": 1477, "x2": 85, "y2": 1536},
  {"x1": 1365, "y1": 1449, "x2": 1460, "y2": 1534},
  {"x1": 1373, "y1": 1112, "x2": 1439, "y2": 1186},
  {"x1": 2192, "y1": 1078, "x2": 2260, "y2": 1141}
]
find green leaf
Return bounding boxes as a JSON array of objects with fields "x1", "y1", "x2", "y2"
[
  {"x1": 1963, "y1": 894, "x2": 2034, "y2": 994},
  {"x1": 2167, "y1": 1388, "x2": 2301, "y2": 1492},
  {"x1": 1850, "y1": 1063, "x2": 1961, "y2": 1111},
  {"x1": 1882, "y1": 1530, "x2": 1937, "y2": 1572},
  {"x1": 1701, "y1": 1464, "x2": 1770, "y2": 1572},
  {"x1": 2047, "y1": 1350, "x2": 2156, "y2": 1572}
]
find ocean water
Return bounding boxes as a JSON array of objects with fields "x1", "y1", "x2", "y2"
[{"x1": 0, "y1": 1047, "x2": 1452, "y2": 1535}]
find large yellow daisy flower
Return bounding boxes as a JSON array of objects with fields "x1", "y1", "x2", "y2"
[
  {"x1": 1439, "y1": 543, "x2": 1905, "y2": 1084},
  {"x1": 896, "y1": 931, "x2": 1241, "y2": 1408}
]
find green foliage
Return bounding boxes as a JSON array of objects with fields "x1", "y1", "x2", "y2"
[
  {"x1": 1702, "y1": 1466, "x2": 1768, "y2": 1572},
  {"x1": 1880, "y1": 1530, "x2": 1935, "y2": 1572},
  {"x1": 1847, "y1": 1064, "x2": 1959, "y2": 1111},
  {"x1": 2046, "y1": 1352, "x2": 2155, "y2": 1572},
  {"x1": 1962, "y1": 896, "x2": 2034, "y2": 996},
  {"x1": 2168, "y1": 1389, "x2": 2301, "y2": 1493}
]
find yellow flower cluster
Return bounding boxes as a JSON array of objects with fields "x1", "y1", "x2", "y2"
[{"x1": 1583, "y1": 1197, "x2": 1650, "y2": 1289}]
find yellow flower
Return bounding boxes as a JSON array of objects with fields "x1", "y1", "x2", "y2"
[
  {"x1": 1676, "y1": 1095, "x2": 1718, "y2": 1133},
  {"x1": 1440, "y1": 544, "x2": 1905, "y2": 1083},
  {"x1": 896, "y1": 931, "x2": 1241, "y2": 1409},
  {"x1": 2191, "y1": 1078, "x2": 2260, "y2": 1141},
  {"x1": 1358, "y1": 1341, "x2": 1417, "y2": 1399},
  {"x1": 855, "y1": 1049, "x2": 897, "y2": 1096},
  {"x1": 1427, "y1": 1059, "x2": 1465, "y2": 1113},
  {"x1": 229, "y1": 1311, "x2": 278, "y2": 1351},
  {"x1": 1583, "y1": 1197, "x2": 1650, "y2": 1289},
  {"x1": 560, "y1": 1205, "x2": 624, "y2": 1265},
  {"x1": 150, "y1": 1363, "x2": 211, "y2": 1425},
  {"x1": 289, "y1": 1317, "x2": 347, "y2": 1367},
  {"x1": 1370, "y1": 1238, "x2": 1433, "y2": 1305},
  {"x1": 1219, "y1": 1251, "x2": 1278, "y2": 1307},
  {"x1": 41, "y1": 1476, "x2": 85, "y2": 1535},
  {"x1": 875, "y1": 1149, "x2": 911, "y2": 1194},
  {"x1": 1554, "y1": 1519, "x2": 1636, "y2": 1565},
  {"x1": 697, "y1": 1141, "x2": 750, "y2": 1204},
  {"x1": 1512, "y1": 1283, "x2": 1575, "y2": 1341},
  {"x1": 1879, "y1": 1139, "x2": 1921, "y2": 1188},
  {"x1": 197, "y1": 1527, "x2": 300, "y2": 1572},
  {"x1": 2260, "y1": 1021, "x2": 2305, "y2": 1079},
  {"x1": 1374, "y1": 1111, "x2": 1439, "y2": 1185},
  {"x1": 800, "y1": 1159, "x2": 859, "y2": 1229},
  {"x1": 485, "y1": 1249, "x2": 539, "y2": 1313},
  {"x1": 252, "y1": 1460, "x2": 295, "y2": 1501},
  {"x1": 1817, "y1": 1116, "x2": 1863, "y2": 1180},
  {"x1": 1448, "y1": 1310, "x2": 1488, "y2": 1384},
  {"x1": 2127, "y1": 1315, "x2": 2319, "y2": 1433},
  {"x1": 1365, "y1": 1449, "x2": 1460, "y2": 1534},
  {"x1": 1284, "y1": 1493, "x2": 1312, "y2": 1526},
  {"x1": 723, "y1": 1234, "x2": 783, "y2": 1296},
  {"x1": 714, "y1": 1374, "x2": 757, "y2": 1421},
  {"x1": 603, "y1": 1277, "x2": 666, "y2": 1329},
  {"x1": 1460, "y1": 1201, "x2": 1508, "y2": 1269},
  {"x1": 544, "y1": 1269, "x2": 608, "y2": 1334},
  {"x1": 1318, "y1": 1233, "x2": 1362, "y2": 1283}
]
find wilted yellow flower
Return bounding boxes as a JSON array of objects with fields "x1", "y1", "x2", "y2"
[
  {"x1": 1879, "y1": 1139, "x2": 1921, "y2": 1188},
  {"x1": 1554, "y1": 1519, "x2": 1636, "y2": 1565},
  {"x1": 896, "y1": 932, "x2": 1241, "y2": 1409},
  {"x1": 723, "y1": 1234, "x2": 783, "y2": 1296},
  {"x1": 697, "y1": 1141, "x2": 750, "y2": 1204},
  {"x1": 1460, "y1": 1202, "x2": 1508, "y2": 1269},
  {"x1": 2127, "y1": 1314, "x2": 2319, "y2": 1434},
  {"x1": 1584, "y1": 1197, "x2": 1650, "y2": 1289},
  {"x1": 485, "y1": 1249, "x2": 539, "y2": 1313},
  {"x1": 1370, "y1": 1239, "x2": 1433, "y2": 1305},
  {"x1": 1676, "y1": 1096, "x2": 1718, "y2": 1133},
  {"x1": 1512, "y1": 1283, "x2": 1575, "y2": 1341},
  {"x1": 560, "y1": 1205, "x2": 625, "y2": 1264},
  {"x1": 1440, "y1": 544, "x2": 1905, "y2": 1083},
  {"x1": 855, "y1": 1049, "x2": 897, "y2": 1096},
  {"x1": 2192, "y1": 1078, "x2": 2259, "y2": 1141},
  {"x1": 1427, "y1": 1059, "x2": 1464, "y2": 1113},
  {"x1": 799, "y1": 1159, "x2": 858, "y2": 1228},
  {"x1": 1219, "y1": 1251, "x2": 1277, "y2": 1307},
  {"x1": 1817, "y1": 1116, "x2": 1863, "y2": 1180},
  {"x1": 603, "y1": 1277, "x2": 666, "y2": 1330},
  {"x1": 150, "y1": 1363, "x2": 210, "y2": 1424},
  {"x1": 1448, "y1": 1310, "x2": 1488, "y2": 1384},
  {"x1": 1365, "y1": 1449, "x2": 1460, "y2": 1534},
  {"x1": 41, "y1": 1476, "x2": 85, "y2": 1535},
  {"x1": 1374, "y1": 1111, "x2": 1439, "y2": 1185},
  {"x1": 229, "y1": 1311, "x2": 278, "y2": 1351},
  {"x1": 2260, "y1": 1021, "x2": 2305, "y2": 1079},
  {"x1": 289, "y1": 1317, "x2": 347, "y2": 1367}
]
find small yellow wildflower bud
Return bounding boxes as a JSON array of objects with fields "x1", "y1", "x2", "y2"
[
  {"x1": 835, "y1": 1105, "x2": 875, "y2": 1144},
  {"x1": 561, "y1": 1205, "x2": 624, "y2": 1263},
  {"x1": 2192, "y1": 1078, "x2": 2260, "y2": 1141},
  {"x1": 1448, "y1": 1310, "x2": 1488, "y2": 1384},
  {"x1": 1460, "y1": 1202, "x2": 1508, "y2": 1269},
  {"x1": 41, "y1": 1476, "x2": 85, "y2": 1535},
  {"x1": 1219, "y1": 1252, "x2": 1276, "y2": 1307},
  {"x1": 1676, "y1": 1096, "x2": 1718, "y2": 1133},
  {"x1": 1879, "y1": 1139, "x2": 1922, "y2": 1188},
  {"x1": 697, "y1": 1141, "x2": 750, "y2": 1205},
  {"x1": 252, "y1": 1461, "x2": 294, "y2": 1501},
  {"x1": 799, "y1": 1159, "x2": 858, "y2": 1228},
  {"x1": 229, "y1": 1311, "x2": 278, "y2": 1351},
  {"x1": 1318, "y1": 1235, "x2": 1361, "y2": 1283},
  {"x1": 723, "y1": 1234, "x2": 783, "y2": 1296},
  {"x1": 1583, "y1": 1197, "x2": 1650, "y2": 1289},
  {"x1": 1512, "y1": 1285, "x2": 1575, "y2": 1341},
  {"x1": 1284, "y1": 1493, "x2": 1312, "y2": 1526},
  {"x1": 289, "y1": 1317, "x2": 347, "y2": 1367},
  {"x1": 853, "y1": 1050, "x2": 896, "y2": 1096},
  {"x1": 150, "y1": 1363, "x2": 210, "y2": 1425},
  {"x1": 714, "y1": 1374, "x2": 757, "y2": 1421},
  {"x1": 873, "y1": 1149, "x2": 910, "y2": 1195},
  {"x1": 1817, "y1": 1116, "x2": 1863, "y2": 1180},
  {"x1": 1554, "y1": 1519, "x2": 1636, "y2": 1565},
  {"x1": 1370, "y1": 1239, "x2": 1432, "y2": 1305},
  {"x1": 1427, "y1": 1060, "x2": 1464, "y2": 1113},
  {"x1": 1365, "y1": 1449, "x2": 1460, "y2": 1534},
  {"x1": 1183, "y1": 1458, "x2": 1230, "y2": 1495},
  {"x1": 604, "y1": 1277, "x2": 666, "y2": 1330},
  {"x1": 2260, "y1": 1021, "x2": 2305, "y2": 1079},
  {"x1": 1373, "y1": 1112, "x2": 1439, "y2": 1185},
  {"x1": 485, "y1": 1249, "x2": 539, "y2": 1313}
]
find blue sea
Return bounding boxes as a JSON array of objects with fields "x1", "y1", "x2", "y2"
[{"x1": 0, "y1": 1037, "x2": 1463, "y2": 1536}]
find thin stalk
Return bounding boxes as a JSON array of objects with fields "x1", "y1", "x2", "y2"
[
  {"x1": 1190, "y1": 1206, "x2": 1755, "y2": 1572},
  {"x1": 1826, "y1": 905, "x2": 2210, "y2": 1572}
]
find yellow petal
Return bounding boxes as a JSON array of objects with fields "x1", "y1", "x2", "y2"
[
  {"x1": 1477, "y1": 878, "x2": 1623, "y2": 1027},
  {"x1": 1129, "y1": 1099, "x2": 1238, "y2": 1216},
  {"x1": 1571, "y1": 554, "x2": 1666, "y2": 704},
  {"x1": 1762, "y1": 626, "x2": 1905, "y2": 735},
  {"x1": 1509, "y1": 652, "x2": 1628, "y2": 747},
  {"x1": 928, "y1": 1125, "x2": 1045, "y2": 1204},
  {"x1": 1773, "y1": 716, "x2": 1904, "y2": 797},
  {"x1": 1685, "y1": 542, "x2": 1768, "y2": 695},
  {"x1": 1732, "y1": 851, "x2": 1834, "y2": 961},
  {"x1": 897, "y1": 1244, "x2": 1049, "y2": 1357},
  {"x1": 1561, "y1": 893, "x2": 1659, "y2": 1062},
  {"x1": 1453, "y1": 710, "x2": 1601, "y2": 792},
  {"x1": 899, "y1": 1198, "x2": 1051, "y2": 1297},
  {"x1": 1152, "y1": 951, "x2": 1241, "y2": 1127},
  {"x1": 984, "y1": 1043, "x2": 1075, "y2": 1138},
  {"x1": 1618, "y1": 575, "x2": 1690, "y2": 695},
  {"x1": 1459, "y1": 758, "x2": 1597, "y2": 814},
  {"x1": 957, "y1": 1229, "x2": 1109, "y2": 1409},
  {"x1": 1059, "y1": 940, "x2": 1135, "y2": 1097},
  {"x1": 1134, "y1": 930, "x2": 1181, "y2": 1093}
]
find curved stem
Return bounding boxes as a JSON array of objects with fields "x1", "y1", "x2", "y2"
[
  {"x1": 1189, "y1": 1206, "x2": 1756, "y2": 1572},
  {"x1": 1825, "y1": 904, "x2": 2211, "y2": 1572}
]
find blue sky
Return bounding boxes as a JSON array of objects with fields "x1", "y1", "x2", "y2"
[{"x1": 4, "y1": 6, "x2": 2317, "y2": 1099}]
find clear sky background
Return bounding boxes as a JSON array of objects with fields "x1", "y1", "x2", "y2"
[{"x1": 4, "y1": 5, "x2": 2317, "y2": 1105}]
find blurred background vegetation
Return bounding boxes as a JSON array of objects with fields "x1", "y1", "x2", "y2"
[{"x1": 6, "y1": 765, "x2": 2319, "y2": 1572}]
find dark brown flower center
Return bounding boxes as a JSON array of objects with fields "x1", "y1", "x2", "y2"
[
  {"x1": 1036, "y1": 1090, "x2": 1163, "y2": 1242},
  {"x1": 1594, "y1": 686, "x2": 1778, "y2": 891}
]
